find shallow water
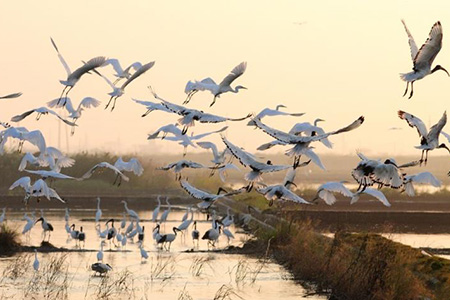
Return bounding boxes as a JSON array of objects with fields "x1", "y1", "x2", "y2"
[{"x1": 0, "y1": 208, "x2": 326, "y2": 299}]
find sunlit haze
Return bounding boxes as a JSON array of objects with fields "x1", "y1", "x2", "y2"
[{"x1": 1, "y1": 0, "x2": 450, "y2": 157}]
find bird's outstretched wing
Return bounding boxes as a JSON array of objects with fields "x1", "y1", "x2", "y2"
[
  {"x1": 398, "y1": 110, "x2": 428, "y2": 138},
  {"x1": 69, "y1": 56, "x2": 107, "y2": 81},
  {"x1": 105, "y1": 58, "x2": 125, "y2": 76},
  {"x1": 120, "y1": 61, "x2": 155, "y2": 90},
  {"x1": 219, "y1": 62, "x2": 247, "y2": 88},
  {"x1": 9, "y1": 176, "x2": 31, "y2": 190},
  {"x1": 51, "y1": 37, "x2": 71, "y2": 76},
  {"x1": 413, "y1": 21, "x2": 443, "y2": 70},
  {"x1": 180, "y1": 180, "x2": 212, "y2": 200},
  {"x1": 80, "y1": 162, "x2": 129, "y2": 182},
  {"x1": 401, "y1": 20, "x2": 419, "y2": 62},
  {"x1": 0, "y1": 92, "x2": 22, "y2": 99},
  {"x1": 191, "y1": 126, "x2": 229, "y2": 140},
  {"x1": 352, "y1": 188, "x2": 390, "y2": 207},
  {"x1": 198, "y1": 113, "x2": 251, "y2": 124},
  {"x1": 427, "y1": 111, "x2": 447, "y2": 142},
  {"x1": 80, "y1": 97, "x2": 101, "y2": 109}
]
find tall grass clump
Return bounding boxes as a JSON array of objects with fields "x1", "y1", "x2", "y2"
[{"x1": 0, "y1": 224, "x2": 21, "y2": 253}]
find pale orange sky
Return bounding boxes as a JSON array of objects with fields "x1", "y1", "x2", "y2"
[{"x1": 1, "y1": 0, "x2": 450, "y2": 157}]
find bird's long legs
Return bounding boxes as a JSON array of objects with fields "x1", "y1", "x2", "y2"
[
  {"x1": 70, "y1": 119, "x2": 78, "y2": 135},
  {"x1": 408, "y1": 82, "x2": 414, "y2": 99},
  {"x1": 402, "y1": 82, "x2": 409, "y2": 97},
  {"x1": 183, "y1": 90, "x2": 198, "y2": 105},
  {"x1": 209, "y1": 96, "x2": 218, "y2": 107},
  {"x1": 105, "y1": 96, "x2": 114, "y2": 110},
  {"x1": 58, "y1": 86, "x2": 69, "y2": 105}
]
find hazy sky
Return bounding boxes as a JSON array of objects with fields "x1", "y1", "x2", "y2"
[{"x1": 1, "y1": 0, "x2": 450, "y2": 157}]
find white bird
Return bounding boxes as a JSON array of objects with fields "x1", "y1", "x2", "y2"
[
  {"x1": 0, "y1": 127, "x2": 46, "y2": 154},
  {"x1": 91, "y1": 262, "x2": 112, "y2": 276},
  {"x1": 159, "y1": 197, "x2": 171, "y2": 225},
  {"x1": 11, "y1": 107, "x2": 77, "y2": 127},
  {"x1": 288, "y1": 119, "x2": 332, "y2": 148},
  {"x1": 222, "y1": 227, "x2": 234, "y2": 244},
  {"x1": 0, "y1": 92, "x2": 22, "y2": 99},
  {"x1": 221, "y1": 136, "x2": 291, "y2": 191},
  {"x1": 221, "y1": 208, "x2": 234, "y2": 227},
  {"x1": 256, "y1": 168, "x2": 311, "y2": 206},
  {"x1": 47, "y1": 97, "x2": 101, "y2": 134},
  {"x1": 252, "y1": 116, "x2": 364, "y2": 168},
  {"x1": 209, "y1": 163, "x2": 241, "y2": 183},
  {"x1": 33, "y1": 249, "x2": 40, "y2": 272},
  {"x1": 181, "y1": 205, "x2": 191, "y2": 222},
  {"x1": 9, "y1": 177, "x2": 65, "y2": 203},
  {"x1": 80, "y1": 162, "x2": 129, "y2": 186},
  {"x1": 351, "y1": 188, "x2": 391, "y2": 207},
  {"x1": 180, "y1": 180, "x2": 243, "y2": 209},
  {"x1": 35, "y1": 217, "x2": 54, "y2": 242},
  {"x1": 23, "y1": 213, "x2": 35, "y2": 235},
  {"x1": 313, "y1": 181, "x2": 354, "y2": 205},
  {"x1": 121, "y1": 200, "x2": 140, "y2": 221},
  {"x1": 184, "y1": 62, "x2": 248, "y2": 106},
  {"x1": 125, "y1": 220, "x2": 134, "y2": 236},
  {"x1": 97, "y1": 242, "x2": 104, "y2": 262},
  {"x1": 23, "y1": 169, "x2": 75, "y2": 181},
  {"x1": 196, "y1": 141, "x2": 229, "y2": 166},
  {"x1": 50, "y1": 38, "x2": 106, "y2": 104},
  {"x1": 0, "y1": 207, "x2": 6, "y2": 224},
  {"x1": 113, "y1": 157, "x2": 144, "y2": 176},
  {"x1": 404, "y1": 172, "x2": 441, "y2": 196},
  {"x1": 247, "y1": 105, "x2": 305, "y2": 126},
  {"x1": 64, "y1": 207, "x2": 70, "y2": 222},
  {"x1": 105, "y1": 58, "x2": 143, "y2": 84},
  {"x1": 139, "y1": 243, "x2": 149, "y2": 261},
  {"x1": 33, "y1": 146, "x2": 75, "y2": 173},
  {"x1": 157, "y1": 160, "x2": 205, "y2": 180},
  {"x1": 400, "y1": 20, "x2": 449, "y2": 99},
  {"x1": 149, "y1": 123, "x2": 228, "y2": 156},
  {"x1": 133, "y1": 98, "x2": 171, "y2": 117},
  {"x1": 177, "y1": 209, "x2": 194, "y2": 233},
  {"x1": 155, "y1": 96, "x2": 251, "y2": 135},
  {"x1": 95, "y1": 61, "x2": 155, "y2": 111},
  {"x1": 121, "y1": 235, "x2": 127, "y2": 249},
  {"x1": 398, "y1": 110, "x2": 449, "y2": 164},
  {"x1": 152, "y1": 196, "x2": 161, "y2": 223},
  {"x1": 120, "y1": 212, "x2": 127, "y2": 230},
  {"x1": 95, "y1": 197, "x2": 102, "y2": 224}
]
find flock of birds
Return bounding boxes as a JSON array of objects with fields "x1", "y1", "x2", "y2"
[{"x1": 1, "y1": 19, "x2": 450, "y2": 275}]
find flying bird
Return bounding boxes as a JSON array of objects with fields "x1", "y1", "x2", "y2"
[
  {"x1": 0, "y1": 92, "x2": 22, "y2": 100},
  {"x1": 10, "y1": 107, "x2": 77, "y2": 127},
  {"x1": 247, "y1": 105, "x2": 305, "y2": 126},
  {"x1": 398, "y1": 110, "x2": 449, "y2": 164},
  {"x1": 114, "y1": 157, "x2": 144, "y2": 176},
  {"x1": 180, "y1": 180, "x2": 243, "y2": 209},
  {"x1": 404, "y1": 171, "x2": 441, "y2": 196},
  {"x1": 80, "y1": 162, "x2": 129, "y2": 186},
  {"x1": 400, "y1": 20, "x2": 449, "y2": 99},
  {"x1": 50, "y1": 38, "x2": 106, "y2": 104},
  {"x1": 184, "y1": 62, "x2": 247, "y2": 106},
  {"x1": 157, "y1": 160, "x2": 205, "y2": 180},
  {"x1": 105, "y1": 58, "x2": 143, "y2": 84}
]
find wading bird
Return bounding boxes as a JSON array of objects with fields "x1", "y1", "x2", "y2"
[
  {"x1": 35, "y1": 217, "x2": 53, "y2": 242},
  {"x1": 50, "y1": 38, "x2": 106, "y2": 104},
  {"x1": 91, "y1": 262, "x2": 112, "y2": 276},
  {"x1": 33, "y1": 249, "x2": 39, "y2": 271},
  {"x1": 202, "y1": 220, "x2": 221, "y2": 249},
  {"x1": 192, "y1": 221, "x2": 199, "y2": 248},
  {"x1": 398, "y1": 110, "x2": 449, "y2": 164},
  {"x1": 160, "y1": 227, "x2": 182, "y2": 251},
  {"x1": 152, "y1": 196, "x2": 161, "y2": 223},
  {"x1": 80, "y1": 162, "x2": 129, "y2": 186},
  {"x1": 121, "y1": 200, "x2": 140, "y2": 221},
  {"x1": 400, "y1": 20, "x2": 449, "y2": 99},
  {"x1": 95, "y1": 197, "x2": 102, "y2": 224}
]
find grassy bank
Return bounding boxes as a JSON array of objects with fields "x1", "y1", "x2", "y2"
[{"x1": 248, "y1": 218, "x2": 450, "y2": 300}]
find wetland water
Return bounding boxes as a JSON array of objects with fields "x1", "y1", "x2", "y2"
[{"x1": 0, "y1": 208, "x2": 326, "y2": 299}]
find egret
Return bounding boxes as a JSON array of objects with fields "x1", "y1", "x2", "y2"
[
  {"x1": 247, "y1": 105, "x2": 305, "y2": 126},
  {"x1": 120, "y1": 212, "x2": 127, "y2": 230},
  {"x1": 181, "y1": 205, "x2": 191, "y2": 222},
  {"x1": 105, "y1": 58, "x2": 143, "y2": 84},
  {"x1": 139, "y1": 243, "x2": 149, "y2": 262},
  {"x1": 121, "y1": 200, "x2": 140, "y2": 221},
  {"x1": 0, "y1": 126, "x2": 46, "y2": 154},
  {"x1": 133, "y1": 98, "x2": 171, "y2": 117},
  {"x1": 398, "y1": 110, "x2": 449, "y2": 165},
  {"x1": 351, "y1": 188, "x2": 391, "y2": 207},
  {"x1": 157, "y1": 160, "x2": 205, "y2": 180},
  {"x1": 222, "y1": 227, "x2": 234, "y2": 244},
  {"x1": 209, "y1": 163, "x2": 241, "y2": 183},
  {"x1": 33, "y1": 249, "x2": 40, "y2": 272},
  {"x1": 125, "y1": 220, "x2": 134, "y2": 237},
  {"x1": 177, "y1": 209, "x2": 194, "y2": 238},
  {"x1": 313, "y1": 181, "x2": 353, "y2": 205},
  {"x1": 160, "y1": 197, "x2": 171, "y2": 228},
  {"x1": 0, "y1": 92, "x2": 22, "y2": 100},
  {"x1": 64, "y1": 207, "x2": 70, "y2": 222},
  {"x1": 47, "y1": 97, "x2": 101, "y2": 135},
  {"x1": 400, "y1": 20, "x2": 449, "y2": 99},
  {"x1": 404, "y1": 172, "x2": 441, "y2": 196},
  {"x1": 11, "y1": 107, "x2": 77, "y2": 127},
  {"x1": 97, "y1": 242, "x2": 104, "y2": 262},
  {"x1": 221, "y1": 208, "x2": 234, "y2": 227},
  {"x1": 184, "y1": 62, "x2": 247, "y2": 106},
  {"x1": 114, "y1": 157, "x2": 144, "y2": 176},
  {"x1": 95, "y1": 61, "x2": 155, "y2": 111},
  {"x1": 50, "y1": 38, "x2": 106, "y2": 104},
  {"x1": 152, "y1": 196, "x2": 161, "y2": 223},
  {"x1": 22, "y1": 213, "x2": 35, "y2": 236},
  {"x1": 80, "y1": 162, "x2": 129, "y2": 186},
  {"x1": 95, "y1": 197, "x2": 102, "y2": 224}
]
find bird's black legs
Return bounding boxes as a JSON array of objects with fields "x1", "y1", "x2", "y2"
[
  {"x1": 58, "y1": 86, "x2": 69, "y2": 105},
  {"x1": 105, "y1": 96, "x2": 114, "y2": 110},
  {"x1": 183, "y1": 90, "x2": 197, "y2": 105},
  {"x1": 209, "y1": 96, "x2": 217, "y2": 107},
  {"x1": 182, "y1": 126, "x2": 188, "y2": 135},
  {"x1": 408, "y1": 82, "x2": 414, "y2": 99},
  {"x1": 113, "y1": 174, "x2": 119, "y2": 186},
  {"x1": 402, "y1": 82, "x2": 409, "y2": 97},
  {"x1": 420, "y1": 150, "x2": 425, "y2": 165}
]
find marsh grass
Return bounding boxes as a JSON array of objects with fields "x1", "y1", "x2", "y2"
[
  {"x1": 1, "y1": 254, "x2": 30, "y2": 281},
  {"x1": 177, "y1": 284, "x2": 193, "y2": 300},
  {"x1": 149, "y1": 254, "x2": 177, "y2": 285},
  {"x1": 213, "y1": 284, "x2": 243, "y2": 300},
  {"x1": 94, "y1": 269, "x2": 133, "y2": 299},
  {"x1": 0, "y1": 224, "x2": 21, "y2": 253},
  {"x1": 189, "y1": 255, "x2": 214, "y2": 278},
  {"x1": 23, "y1": 253, "x2": 71, "y2": 299}
]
